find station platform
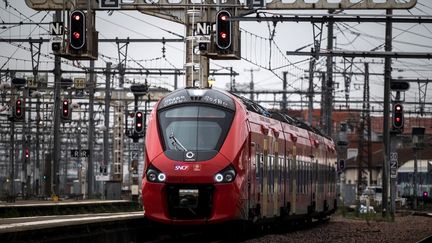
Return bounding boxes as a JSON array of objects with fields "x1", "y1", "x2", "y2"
[{"x1": 0, "y1": 199, "x2": 141, "y2": 218}]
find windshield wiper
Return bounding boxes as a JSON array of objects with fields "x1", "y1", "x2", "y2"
[{"x1": 169, "y1": 131, "x2": 187, "y2": 151}]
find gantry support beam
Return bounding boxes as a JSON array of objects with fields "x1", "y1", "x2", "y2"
[{"x1": 25, "y1": 0, "x2": 416, "y2": 11}]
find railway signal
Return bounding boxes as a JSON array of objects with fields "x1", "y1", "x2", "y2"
[
  {"x1": 392, "y1": 103, "x2": 404, "y2": 130},
  {"x1": 215, "y1": 10, "x2": 232, "y2": 50},
  {"x1": 62, "y1": 99, "x2": 71, "y2": 120},
  {"x1": 135, "y1": 111, "x2": 144, "y2": 133},
  {"x1": 24, "y1": 148, "x2": 30, "y2": 160},
  {"x1": 69, "y1": 10, "x2": 86, "y2": 50},
  {"x1": 14, "y1": 99, "x2": 24, "y2": 120}
]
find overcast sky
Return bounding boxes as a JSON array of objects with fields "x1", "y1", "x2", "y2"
[{"x1": 1, "y1": 0, "x2": 432, "y2": 115}]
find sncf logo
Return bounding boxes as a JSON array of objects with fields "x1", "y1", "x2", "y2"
[{"x1": 174, "y1": 165, "x2": 189, "y2": 171}]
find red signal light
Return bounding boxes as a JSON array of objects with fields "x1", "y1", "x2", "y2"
[
  {"x1": 73, "y1": 32, "x2": 80, "y2": 39},
  {"x1": 73, "y1": 14, "x2": 81, "y2": 21}
]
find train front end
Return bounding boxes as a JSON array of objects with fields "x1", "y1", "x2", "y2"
[{"x1": 142, "y1": 88, "x2": 245, "y2": 225}]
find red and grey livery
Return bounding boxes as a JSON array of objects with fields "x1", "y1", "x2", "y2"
[{"x1": 142, "y1": 88, "x2": 337, "y2": 225}]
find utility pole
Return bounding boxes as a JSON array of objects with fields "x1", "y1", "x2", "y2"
[
  {"x1": 52, "y1": 10, "x2": 62, "y2": 198},
  {"x1": 382, "y1": 9, "x2": 393, "y2": 218},
  {"x1": 9, "y1": 119, "x2": 15, "y2": 201},
  {"x1": 103, "y1": 62, "x2": 111, "y2": 196},
  {"x1": 87, "y1": 59, "x2": 95, "y2": 198},
  {"x1": 356, "y1": 62, "x2": 371, "y2": 210},
  {"x1": 245, "y1": 68, "x2": 259, "y2": 101},
  {"x1": 324, "y1": 10, "x2": 334, "y2": 137}
]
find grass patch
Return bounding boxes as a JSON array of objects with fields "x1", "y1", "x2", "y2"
[{"x1": 339, "y1": 209, "x2": 395, "y2": 223}]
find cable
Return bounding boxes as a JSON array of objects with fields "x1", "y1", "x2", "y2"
[{"x1": 117, "y1": 11, "x2": 183, "y2": 39}]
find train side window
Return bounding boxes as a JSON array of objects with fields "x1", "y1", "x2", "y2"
[
  {"x1": 288, "y1": 157, "x2": 292, "y2": 191},
  {"x1": 307, "y1": 162, "x2": 312, "y2": 192},
  {"x1": 300, "y1": 160, "x2": 303, "y2": 194},
  {"x1": 256, "y1": 152, "x2": 260, "y2": 180},
  {"x1": 270, "y1": 155, "x2": 274, "y2": 194},
  {"x1": 296, "y1": 159, "x2": 300, "y2": 194},
  {"x1": 304, "y1": 161, "x2": 307, "y2": 194},
  {"x1": 300, "y1": 160, "x2": 304, "y2": 194},
  {"x1": 319, "y1": 163, "x2": 324, "y2": 193},
  {"x1": 279, "y1": 156, "x2": 283, "y2": 193},
  {"x1": 303, "y1": 161, "x2": 306, "y2": 194},
  {"x1": 260, "y1": 153, "x2": 264, "y2": 193}
]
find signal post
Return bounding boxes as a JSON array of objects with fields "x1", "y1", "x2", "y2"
[{"x1": 389, "y1": 80, "x2": 408, "y2": 216}]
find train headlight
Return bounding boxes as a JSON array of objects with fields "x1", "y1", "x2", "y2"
[
  {"x1": 146, "y1": 165, "x2": 166, "y2": 183},
  {"x1": 224, "y1": 173, "x2": 234, "y2": 182},
  {"x1": 157, "y1": 173, "x2": 166, "y2": 182},
  {"x1": 214, "y1": 173, "x2": 224, "y2": 183},
  {"x1": 214, "y1": 165, "x2": 236, "y2": 183},
  {"x1": 147, "y1": 172, "x2": 157, "y2": 182}
]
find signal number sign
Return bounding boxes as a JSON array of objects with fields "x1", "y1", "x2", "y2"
[{"x1": 100, "y1": 0, "x2": 120, "y2": 9}]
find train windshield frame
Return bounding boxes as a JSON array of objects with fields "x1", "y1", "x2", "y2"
[{"x1": 158, "y1": 104, "x2": 234, "y2": 153}]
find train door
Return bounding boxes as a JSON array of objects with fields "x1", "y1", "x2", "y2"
[
  {"x1": 268, "y1": 154, "x2": 274, "y2": 217},
  {"x1": 284, "y1": 154, "x2": 291, "y2": 215},
  {"x1": 262, "y1": 137, "x2": 268, "y2": 218},
  {"x1": 291, "y1": 144, "x2": 297, "y2": 214},
  {"x1": 249, "y1": 141, "x2": 256, "y2": 219},
  {"x1": 313, "y1": 158, "x2": 319, "y2": 212},
  {"x1": 273, "y1": 129, "x2": 283, "y2": 218}
]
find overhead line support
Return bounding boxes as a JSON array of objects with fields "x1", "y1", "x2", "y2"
[{"x1": 286, "y1": 51, "x2": 432, "y2": 59}]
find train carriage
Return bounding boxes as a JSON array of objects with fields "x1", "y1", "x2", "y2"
[{"x1": 142, "y1": 88, "x2": 337, "y2": 225}]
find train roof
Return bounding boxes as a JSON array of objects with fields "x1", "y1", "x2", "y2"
[
  {"x1": 229, "y1": 91, "x2": 331, "y2": 140},
  {"x1": 157, "y1": 88, "x2": 236, "y2": 111}
]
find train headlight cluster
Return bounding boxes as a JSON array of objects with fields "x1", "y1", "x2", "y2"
[
  {"x1": 214, "y1": 165, "x2": 236, "y2": 183},
  {"x1": 146, "y1": 165, "x2": 166, "y2": 183}
]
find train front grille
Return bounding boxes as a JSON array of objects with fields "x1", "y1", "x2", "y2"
[{"x1": 166, "y1": 184, "x2": 214, "y2": 220}]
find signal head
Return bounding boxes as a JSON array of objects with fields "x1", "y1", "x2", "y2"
[
  {"x1": 215, "y1": 10, "x2": 232, "y2": 50},
  {"x1": 69, "y1": 10, "x2": 86, "y2": 50},
  {"x1": 25, "y1": 148, "x2": 30, "y2": 159},
  {"x1": 392, "y1": 103, "x2": 404, "y2": 130},
  {"x1": 14, "y1": 98, "x2": 24, "y2": 120},
  {"x1": 62, "y1": 99, "x2": 70, "y2": 119},
  {"x1": 135, "y1": 111, "x2": 144, "y2": 133}
]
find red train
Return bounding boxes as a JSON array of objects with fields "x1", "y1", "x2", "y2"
[{"x1": 142, "y1": 88, "x2": 337, "y2": 225}]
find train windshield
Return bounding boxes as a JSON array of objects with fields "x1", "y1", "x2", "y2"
[{"x1": 158, "y1": 105, "x2": 234, "y2": 152}]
